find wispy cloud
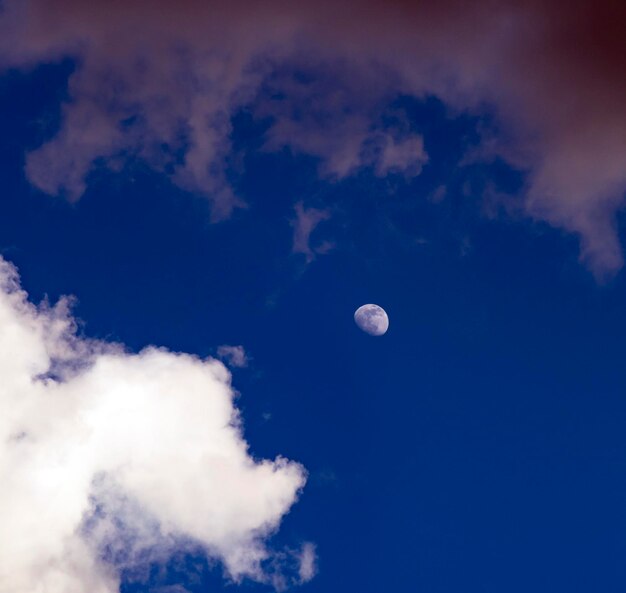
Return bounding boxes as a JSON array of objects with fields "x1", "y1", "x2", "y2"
[
  {"x1": 297, "y1": 542, "x2": 317, "y2": 583},
  {"x1": 291, "y1": 202, "x2": 332, "y2": 263},
  {"x1": 2, "y1": 0, "x2": 626, "y2": 275},
  {"x1": 217, "y1": 344, "x2": 249, "y2": 368}
]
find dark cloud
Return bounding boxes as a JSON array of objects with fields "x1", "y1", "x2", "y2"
[{"x1": 2, "y1": 0, "x2": 626, "y2": 275}]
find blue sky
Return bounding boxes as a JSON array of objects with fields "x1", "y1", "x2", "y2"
[{"x1": 2, "y1": 2, "x2": 626, "y2": 593}]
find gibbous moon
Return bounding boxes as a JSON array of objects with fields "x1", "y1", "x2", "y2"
[{"x1": 354, "y1": 304, "x2": 389, "y2": 336}]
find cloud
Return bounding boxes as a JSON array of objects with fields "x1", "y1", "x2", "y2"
[
  {"x1": 373, "y1": 133, "x2": 428, "y2": 178},
  {"x1": 0, "y1": 257, "x2": 308, "y2": 593},
  {"x1": 261, "y1": 542, "x2": 317, "y2": 591},
  {"x1": 258, "y1": 62, "x2": 427, "y2": 180},
  {"x1": 291, "y1": 202, "x2": 333, "y2": 263},
  {"x1": 2, "y1": 0, "x2": 626, "y2": 275},
  {"x1": 297, "y1": 542, "x2": 317, "y2": 583},
  {"x1": 217, "y1": 344, "x2": 249, "y2": 368}
]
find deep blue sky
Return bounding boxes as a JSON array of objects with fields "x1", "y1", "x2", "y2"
[{"x1": 3, "y1": 61, "x2": 626, "y2": 593}]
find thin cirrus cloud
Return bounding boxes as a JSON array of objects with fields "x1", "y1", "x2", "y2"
[
  {"x1": 0, "y1": 257, "x2": 313, "y2": 593},
  {"x1": 1, "y1": 0, "x2": 626, "y2": 275}
]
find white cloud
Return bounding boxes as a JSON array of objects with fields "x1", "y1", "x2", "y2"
[{"x1": 0, "y1": 257, "x2": 308, "y2": 593}]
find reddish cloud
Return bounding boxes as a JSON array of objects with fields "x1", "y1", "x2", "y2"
[{"x1": 1, "y1": 0, "x2": 626, "y2": 275}]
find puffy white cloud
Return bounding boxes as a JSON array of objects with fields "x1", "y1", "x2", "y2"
[{"x1": 0, "y1": 257, "x2": 309, "y2": 593}]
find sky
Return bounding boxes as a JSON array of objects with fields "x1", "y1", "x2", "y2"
[{"x1": 2, "y1": 1, "x2": 626, "y2": 592}]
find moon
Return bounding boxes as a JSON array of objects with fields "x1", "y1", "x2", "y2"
[{"x1": 354, "y1": 304, "x2": 389, "y2": 336}]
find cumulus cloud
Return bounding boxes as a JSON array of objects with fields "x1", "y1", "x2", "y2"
[
  {"x1": 1, "y1": 0, "x2": 626, "y2": 274},
  {"x1": 0, "y1": 257, "x2": 309, "y2": 593},
  {"x1": 217, "y1": 344, "x2": 249, "y2": 368}
]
